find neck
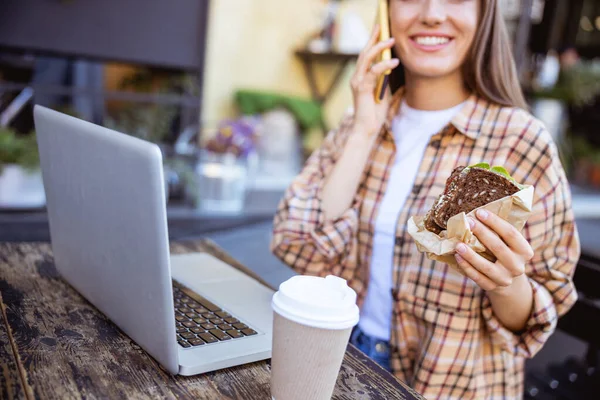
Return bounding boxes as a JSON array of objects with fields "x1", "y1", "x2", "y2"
[{"x1": 404, "y1": 71, "x2": 470, "y2": 111}]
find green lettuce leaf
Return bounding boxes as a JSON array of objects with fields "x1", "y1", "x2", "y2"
[
  {"x1": 490, "y1": 166, "x2": 511, "y2": 179},
  {"x1": 469, "y1": 162, "x2": 490, "y2": 169},
  {"x1": 467, "y1": 162, "x2": 525, "y2": 189}
]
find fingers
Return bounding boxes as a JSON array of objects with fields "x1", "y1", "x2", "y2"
[
  {"x1": 355, "y1": 36, "x2": 396, "y2": 79},
  {"x1": 370, "y1": 58, "x2": 400, "y2": 76},
  {"x1": 362, "y1": 38, "x2": 396, "y2": 70},
  {"x1": 356, "y1": 24, "x2": 380, "y2": 67},
  {"x1": 352, "y1": 42, "x2": 397, "y2": 94},
  {"x1": 455, "y1": 244, "x2": 513, "y2": 291},
  {"x1": 468, "y1": 216, "x2": 520, "y2": 274},
  {"x1": 475, "y1": 209, "x2": 534, "y2": 260},
  {"x1": 366, "y1": 24, "x2": 381, "y2": 52},
  {"x1": 455, "y1": 251, "x2": 499, "y2": 291}
]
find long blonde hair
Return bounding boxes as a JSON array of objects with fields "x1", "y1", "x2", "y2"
[{"x1": 389, "y1": 0, "x2": 529, "y2": 110}]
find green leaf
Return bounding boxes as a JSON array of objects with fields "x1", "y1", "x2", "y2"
[
  {"x1": 0, "y1": 127, "x2": 40, "y2": 170},
  {"x1": 469, "y1": 162, "x2": 490, "y2": 169},
  {"x1": 466, "y1": 162, "x2": 525, "y2": 189},
  {"x1": 490, "y1": 166, "x2": 511, "y2": 179}
]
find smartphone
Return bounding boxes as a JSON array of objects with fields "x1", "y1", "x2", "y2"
[{"x1": 374, "y1": 0, "x2": 392, "y2": 103}]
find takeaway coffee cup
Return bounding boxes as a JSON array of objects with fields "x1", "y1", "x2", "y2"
[{"x1": 270, "y1": 275, "x2": 360, "y2": 400}]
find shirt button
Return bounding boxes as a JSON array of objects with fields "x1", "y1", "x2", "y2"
[{"x1": 375, "y1": 342, "x2": 388, "y2": 354}]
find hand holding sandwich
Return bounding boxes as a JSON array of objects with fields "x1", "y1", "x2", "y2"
[
  {"x1": 455, "y1": 208, "x2": 534, "y2": 332},
  {"x1": 412, "y1": 162, "x2": 537, "y2": 332},
  {"x1": 454, "y1": 208, "x2": 534, "y2": 294}
]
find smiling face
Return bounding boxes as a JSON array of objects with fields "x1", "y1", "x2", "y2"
[{"x1": 389, "y1": 0, "x2": 480, "y2": 80}]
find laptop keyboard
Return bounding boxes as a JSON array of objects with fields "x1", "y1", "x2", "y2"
[{"x1": 173, "y1": 283, "x2": 257, "y2": 348}]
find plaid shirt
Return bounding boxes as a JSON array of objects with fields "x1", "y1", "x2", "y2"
[{"x1": 270, "y1": 89, "x2": 580, "y2": 399}]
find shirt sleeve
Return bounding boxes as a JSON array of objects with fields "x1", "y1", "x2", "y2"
[
  {"x1": 270, "y1": 114, "x2": 362, "y2": 277},
  {"x1": 482, "y1": 128, "x2": 580, "y2": 358}
]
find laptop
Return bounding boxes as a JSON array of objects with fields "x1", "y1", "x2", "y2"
[{"x1": 33, "y1": 105, "x2": 274, "y2": 376}]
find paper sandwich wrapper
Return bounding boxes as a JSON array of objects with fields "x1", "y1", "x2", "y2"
[{"x1": 407, "y1": 185, "x2": 534, "y2": 270}]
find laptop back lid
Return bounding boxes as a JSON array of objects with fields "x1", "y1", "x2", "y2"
[{"x1": 34, "y1": 105, "x2": 179, "y2": 374}]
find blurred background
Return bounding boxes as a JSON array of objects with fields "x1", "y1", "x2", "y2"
[{"x1": 0, "y1": 1, "x2": 599, "y2": 398}]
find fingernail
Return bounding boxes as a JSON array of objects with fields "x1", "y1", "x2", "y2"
[
  {"x1": 456, "y1": 243, "x2": 467, "y2": 254},
  {"x1": 386, "y1": 38, "x2": 395, "y2": 43},
  {"x1": 477, "y1": 209, "x2": 489, "y2": 220},
  {"x1": 467, "y1": 217, "x2": 475, "y2": 228},
  {"x1": 391, "y1": 58, "x2": 400, "y2": 65}
]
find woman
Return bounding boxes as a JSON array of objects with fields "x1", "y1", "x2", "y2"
[{"x1": 271, "y1": 0, "x2": 579, "y2": 398}]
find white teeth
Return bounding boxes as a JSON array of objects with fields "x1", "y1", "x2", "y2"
[{"x1": 415, "y1": 36, "x2": 450, "y2": 46}]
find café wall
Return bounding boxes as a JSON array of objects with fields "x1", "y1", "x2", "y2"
[{"x1": 201, "y1": 0, "x2": 376, "y2": 133}]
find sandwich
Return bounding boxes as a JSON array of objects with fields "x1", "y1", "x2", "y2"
[{"x1": 423, "y1": 163, "x2": 524, "y2": 234}]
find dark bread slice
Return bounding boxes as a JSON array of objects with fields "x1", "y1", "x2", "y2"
[
  {"x1": 423, "y1": 166, "x2": 464, "y2": 234},
  {"x1": 423, "y1": 209, "x2": 443, "y2": 234},
  {"x1": 425, "y1": 166, "x2": 521, "y2": 232}
]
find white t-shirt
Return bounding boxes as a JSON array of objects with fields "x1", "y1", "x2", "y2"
[{"x1": 358, "y1": 100, "x2": 465, "y2": 341}]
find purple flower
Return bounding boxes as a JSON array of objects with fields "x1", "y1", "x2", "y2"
[{"x1": 205, "y1": 116, "x2": 260, "y2": 157}]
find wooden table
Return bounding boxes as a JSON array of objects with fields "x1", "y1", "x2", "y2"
[{"x1": 0, "y1": 240, "x2": 423, "y2": 399}]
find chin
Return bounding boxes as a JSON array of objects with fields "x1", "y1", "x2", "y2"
[{"x1": 404, "y1": 60, "x2": 459, "y2": 79}]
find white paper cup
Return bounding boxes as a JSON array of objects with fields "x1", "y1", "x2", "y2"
[{"x1": 270, "y1": 275, "x2": 359, "y2": 400}]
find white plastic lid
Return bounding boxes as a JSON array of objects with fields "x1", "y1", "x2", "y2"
[{"x1": 271, "y1": 275, "x2": 360, "y2": 330}]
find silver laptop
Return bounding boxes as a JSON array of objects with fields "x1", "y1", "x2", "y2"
[{"x1": 33, "y1": 105, "x2": 274, "y2": 376}]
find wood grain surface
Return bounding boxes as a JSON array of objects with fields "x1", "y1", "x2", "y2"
[
  {"x1": 0, "y1": 240, "x2": 423, "y2": 399},
  {"x1": 0, "y1": 290, "x2": 30, "y2": 400}
]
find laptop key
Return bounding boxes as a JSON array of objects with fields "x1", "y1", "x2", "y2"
[
  {"x1": 174, "y1": 284, "x2": 256, "y2": 343},
  {"x1": 209, "y1": 329, "x2": 231, "y2": 341},
  {"x1": 188, "y1": 338, "x2": 205, "y2": 346},
  {"x1": 198, "y1": 333, "x2": 218, "y2": 344},
  {"x1": 187, "y1": 301, "x2": 201, "y2": 309},
  {"x1": 178, "y1": 340, "x2": 191, "y2": 348},
  {"x1": 226, "y1": 330, "x2": 244, "y2": 339},
  {"x1": 195, "y1": 297, "x2": 220, "y2": 312}
]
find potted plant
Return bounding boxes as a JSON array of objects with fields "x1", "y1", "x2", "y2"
[
  {"x1": 0, "y1": 127, "x2": 46, "y2": 209},
  {"x1": 193, "y1": 117, "x2": 259, "y2": 214}
]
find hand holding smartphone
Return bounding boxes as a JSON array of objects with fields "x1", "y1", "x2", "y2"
[{"x1": 374, "y1": 0, "x2": 392, "y2": 103}]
